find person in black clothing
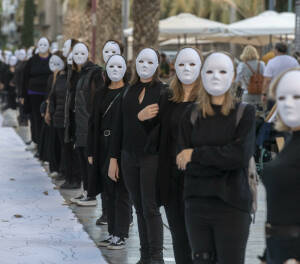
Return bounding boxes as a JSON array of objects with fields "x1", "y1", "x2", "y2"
[
  {"x1": 262, "y1": 68, "x2": 300, "y2": 264},
  {"x1": 109, "y1": 48, "x2": 165, "y2": 264},
  {"x1": 176, "y1": 52, "x2": 255, "y2": 264},
  {"x1": 64, "y1": 43, "x2": 104, "y2": 197},
  {"x1": 137, "y1": 47, "x2": 203, "y2": 264},
  {"x1": 15, "y1": 49, "x2": 29, "y2": 130},
  {"x1": 3, "y1": 55, "x2": 18, "y2": 110},
  {"x1": 87, "y1": 54, "x2": 131, "y2": 249},
  {"x1": 21, "y1": 37, "x2": 52, "y2": 151}
]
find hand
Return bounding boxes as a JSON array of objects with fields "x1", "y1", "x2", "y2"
[
  {"x1": 20, "y1": 98, "x2": 24, "y2": 105},
  {"x1": 285, "y1": 259, "x2": 300, "y2": 264},
  {"x1": 88, "y1": 156, "x2": 93, "y2": 165},
  {"x1": 44, "y1": 112, "x2": 51, "y2": 126},
  {"x1": 176, "y1": 149, "x2": 193, "y2": 170},
  {"x1": 108, "y1": 158, "x2": 119, "y2": 182},
  {"x1": 138, "y1": 104, "x2": 159, "y2": 121}
]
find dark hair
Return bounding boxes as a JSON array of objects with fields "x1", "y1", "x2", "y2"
[
  {"x1": 70, "y1": 39, "x2": 79, "y2": 50},
  {"x1": 104, "y1": 54, "x2": 129, "y2": 86},
  {"x1": 130, "y1": 48, "x2": 161, "y2": 86},
  {"x1": 103, "y1": 40, "x2": 124, "y2": 55},
  {"x1": 275, "y1": 42, "x2": 288, "y2": 54}
]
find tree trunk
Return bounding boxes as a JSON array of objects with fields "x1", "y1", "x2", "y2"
[
  {"x1": 96, "y1": 0, "x2": 123, "y2": 64},
  {"x1": 21, "y1": 0, "x2": 35, "y2": 48},
  {"x1": 132, "y1": 0, "x2": 160, "y2": 60}
]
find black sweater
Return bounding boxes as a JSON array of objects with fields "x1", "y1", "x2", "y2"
[
  {"x1": 141, "y1": 89, "x2": 193, "y2": 205},
  {"x1": 110, "y1": 80, "x2": 166, "y2": 158},
  {"x1": 22, "y1": 54, "x2": 51, "y2": 96},
  {"x1": 178, "y1": 103, "x2": 256, "y2": 212},
  {"x1": 262, "y1": 131, "x2": 300, "y2": 225}
]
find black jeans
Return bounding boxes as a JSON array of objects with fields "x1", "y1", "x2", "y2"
[
  {"x1": 57, "y1": 128, "x2": 81, "y2": 184},
  {"x1": 121, "y1": 151, "x2": 163, "y2": 261},
  {"x1": 165, "y1": 166, "x2": 192, "y2": 264},
  {"x1": 76, "y1": 147, "x2": 89, "y2": 191},
  {"x1": 267, "y1": 237, "x2": 300, "y2": 264},
  {"x1": 185, "y1": 197, "x2": 251, "y2": 264},
  {"x1": 104, "y1": 168, "x2": 131, "y2": 238},
  {"x1": 28, "y1": 94, "x2": 44, "y2": 145}
]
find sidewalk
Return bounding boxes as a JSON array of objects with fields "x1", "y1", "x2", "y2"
[{"x1": 0, "y1": 114, "x2": 266, "y2": 264}]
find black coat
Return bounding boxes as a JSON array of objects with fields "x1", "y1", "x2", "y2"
[
  {"x1": 49, "y1": 72, "x2": 68, "y2": 128},
  {"x1": 65, "y1": 61, "x2": 104, "y2": 146}
]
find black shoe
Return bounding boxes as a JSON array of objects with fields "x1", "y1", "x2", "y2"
[
  {"x1": 150, "y1": 260, "x2": 164, "y2": 264},
  {"x1": 60, "y1": 181, "x2": 81, "y2": 189},
  {"x1": 107, "y1": 236, "x2": 126, "y2": 250},
  {"x1": 96, "y1": 213, "x2": 107, "y2": 225}
]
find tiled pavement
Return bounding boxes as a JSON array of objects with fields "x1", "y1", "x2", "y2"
[{"x1": 1, "y1": 113, "x2": 266, "y2": 264}]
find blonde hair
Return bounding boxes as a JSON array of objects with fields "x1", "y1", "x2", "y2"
[
  {"x1": 240, "y1": 45, "x2": 259, "y2": 62},
  {"x1": 269, "y1": 67, "x2": 300, "y2": 131},
  {"x1": 170, "y1": 47, "x2": 203, "y2": 103},
  {"x1": 197, "y1": 51, "x2": 235, "y2": 118}
]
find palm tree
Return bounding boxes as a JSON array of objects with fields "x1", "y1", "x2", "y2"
[{"x1": 132, "y1": 0, "x2": 160, "y2": 59}]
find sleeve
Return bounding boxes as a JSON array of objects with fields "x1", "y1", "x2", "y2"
[
  {"x1": 87, "y1": 94, "x2": 98, "y2": 157},
  {"x1": 22, "y1": 60, "x2": 31, "y2": 98},
  {"x1": 235, "y1": 62, "x2": 244, "y2": 84},
  {"x1": 191, "y1": 105, "x2": 256, "y2": 170},
  {"x1": 263, "y1": 60, "x2": 273, "y2": 78},
  {"x1": 177, "y1": 106, "x2": 194, "y2": 154},
  {"x1": 260, "y1": 61, "x2": 266, "y2": 75},
  {"x1": 109, "y1": 92, "x2": 124, "y2": 159}
]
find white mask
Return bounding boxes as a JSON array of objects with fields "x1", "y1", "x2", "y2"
[
  {"x1": 136, "y1": 48, "x2": 159, "y2": 80},
  {"x1": 49, "y1": 55, "x2": 65, "y2": 72},
  {"x1": 103, "y1": 41, "x2": 121, "y2": 63},
  {"x1": 276, "y1": 71, "x2": 300, "y2": 128},
  {"x1": 106, "y1": 55, "x2": 127, "y2": 82},
  {"x1": 17, "y1": 49, "x2": 26, "y2": 61},
  {"x1": 175, "y1": 48, "x2": 201, "y2": 85},
  {"x1": 9, "y1": 56, "x2": 17, "y2": 66},
  {"x1": 4, "y1": 50, "x2": 12, "y2": 64},
  {"x1": 67, "y1": 52, "x2": 73, "y2": 65},
  {"x1": 72, "y1": 43, "x2": 89, "y2": 65},
  {"x1": 37, "y1": 37, "x2": 50, "y2": 54},
  {"x1": 63, "y1": 39, "x2": 71, "y2": 58},
  {"x1": 201, "y1": 52, "x2": 235, "y2": 96}
]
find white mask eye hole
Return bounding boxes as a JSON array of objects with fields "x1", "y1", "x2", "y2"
[
  {"x1": 74, "y1": 52, "x2": 78, "y2": 56},
  {"x1": 220, "y1": 70, "x2": 227, "y2": 74},
  {"x1": 190, "y1": 63, "x2": 196, "y2": 67},
  {"x1": 112, "y1": 51, "x2": 116, "y2": 54},
  {"x1": 206, "y1": 70, "x2": 213, "y2": 74},
  {"x1": 118, "y1": 65, "x2": 122, "y2": 69},
  {"x1": 278, "y1": 96, "x2": 285, "y2": 101},
  {"x1": 109, "y1": 65, "x2": 114, "y2": 68},
  {"x1": 178, "y1": 63, "x2": 184, "y2": 67},
  {"x1": 294, "y1": 95, "x2": 300, "y2": 100},
  {"x1": 105, "y1": 51, "x2": 109, "y2": 53},
  {"x1": 148, "y1": 61, "x2": 153, "y2": 65},
  {"x1": 139, "y1": 60, "x2": 144, "y2": 64}
]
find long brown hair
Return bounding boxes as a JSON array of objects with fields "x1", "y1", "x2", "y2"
[
  {"x1": 170, "y1": 47, "x2": 203, "y2": 103},
  {"x1": 130, "y1": 48, "x2": 161, "y2": 86},
  {"x1": 197, "y1": 51, "x2": 236, "y2": 118}
]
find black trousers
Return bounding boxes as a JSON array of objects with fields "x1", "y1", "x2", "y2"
[
  {"x1": 76, "y1": 147, "x2": 89, "y2": 191},
  {"x1": 185, "y1": 197, "x2": 251, "y2": 264},
  {"x1": 104, "y1": 169, "x2": 131, "y2": 238},
  {"x1": 28, "y1": 94, "x2": 44, "y2": 145},
  {"x1": 266, "y1": 237, "x2": 300, "y2": 264},
  {"x1": 165, "y1": 166, "x2": 192, "y2": 264},
  {"x1": 121, "y1": 151, "x2": 163, "y2": 260},
  {"x1": 57, "y1": 128, "x2": 81, "y2": 184}
]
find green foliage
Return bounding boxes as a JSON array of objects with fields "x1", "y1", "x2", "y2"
[{"x1": 21, "y1": 0, "x2": 35, "y2": 48}]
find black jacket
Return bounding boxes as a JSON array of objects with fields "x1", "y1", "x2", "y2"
[
  {"x1": 49, "y1": 72, "x2": 68, "y2": 128},
  {"x1": 65, "y1": 61, "x2": 103, "y2": 146},
  {"x1": 14, "y1": 61, "x2": 27, "y2": 98}
]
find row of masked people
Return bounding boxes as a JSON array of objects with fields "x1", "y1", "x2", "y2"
[{"x1": 13, "y1": 35, "x2": 300, "y2": 264}]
